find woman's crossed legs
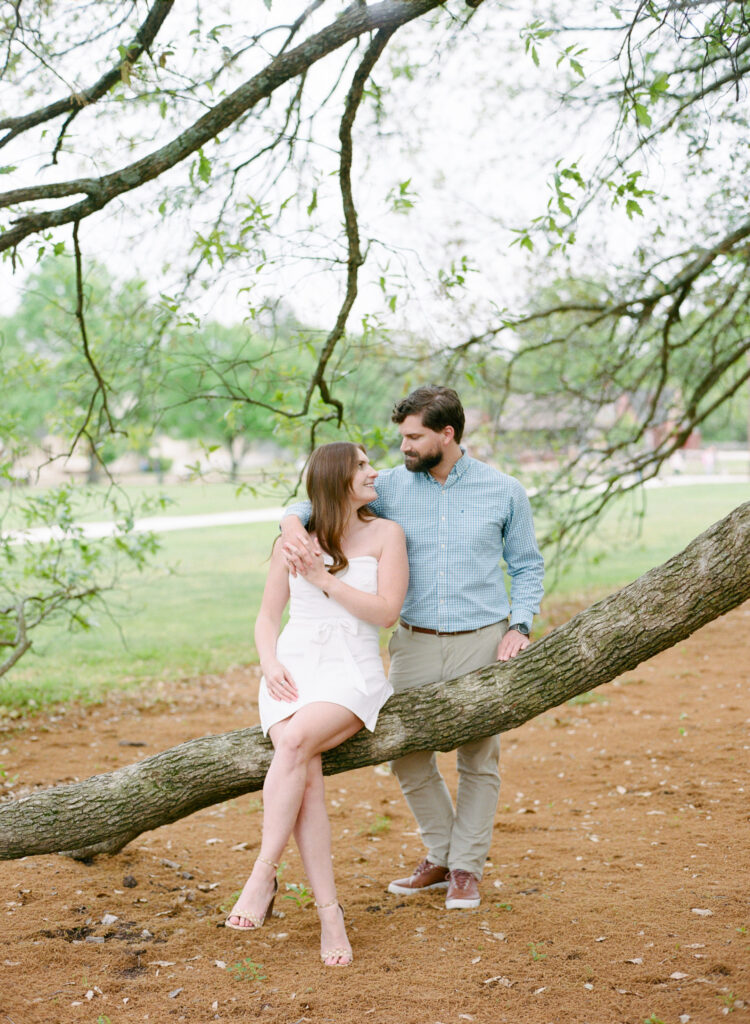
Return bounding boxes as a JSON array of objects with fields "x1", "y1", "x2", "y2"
[{"x1": 227, "y1": 701, "x2": 362, "y2": 964}]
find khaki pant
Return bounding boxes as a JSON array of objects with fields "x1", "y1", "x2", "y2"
[{"x1": 388, "y1": 620, "x2": 508, "y2": 879}]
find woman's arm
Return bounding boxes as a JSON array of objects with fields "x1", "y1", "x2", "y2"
[
  {"x1": 254, "y1": 543, "x2": 298, "y2": 702},
  {"x1": 299, "y1": 521, "x2": 408, "y2": 628}
]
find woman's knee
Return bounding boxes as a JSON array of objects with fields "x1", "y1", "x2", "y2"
[{"x1": 274, "y1": 725, "x2": 315, "y2": 766}]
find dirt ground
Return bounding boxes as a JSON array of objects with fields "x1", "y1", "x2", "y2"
[{"x1": 1, "y1": 602, "x2": 748, "y2": 1024}]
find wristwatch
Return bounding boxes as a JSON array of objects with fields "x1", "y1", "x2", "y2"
[{"x1": 510, "y1": 622, "x2": 530, "y2": 636}]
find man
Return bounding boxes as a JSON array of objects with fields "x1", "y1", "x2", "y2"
[{"x1": 281, "y1": 385, "x2": 544, "y2": 909}]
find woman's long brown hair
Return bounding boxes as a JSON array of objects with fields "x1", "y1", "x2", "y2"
[{"x1": 306, "y1": 442, "x2": 375, "y2": 575}]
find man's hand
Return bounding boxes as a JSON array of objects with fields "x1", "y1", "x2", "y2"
[
  {"x1": 280, "y1": 516, "x2": 321, "y2": 576},
  {"x1": 497, "y1": 628, "x2": 530, "y2": 662}
]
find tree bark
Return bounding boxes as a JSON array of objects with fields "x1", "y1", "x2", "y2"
[{"x1": 1, "y1": 501, "x2": 748, "y2": 861}]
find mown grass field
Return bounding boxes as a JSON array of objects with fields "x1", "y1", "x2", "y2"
[{"x1": 1, "y1": 481, "x2": 746, "y2": 713}]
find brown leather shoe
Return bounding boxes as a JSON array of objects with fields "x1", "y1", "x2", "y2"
[
  {"x1": 445, "y1": 868, "x2": 481, "y2": 909},
  {"x1": 387, "y1": 858, "x2": 449, "y2": 895}
]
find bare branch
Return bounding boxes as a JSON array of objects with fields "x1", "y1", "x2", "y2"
[
  {"x1": 0, "y1": 0, "x2": 441, "y2": 254},
  {"x1": 0, "y1": 0, "x2": 176, "y2": 150},
  {"x1": 303, "y1": 26, "x2": 397, "y2": 423}
]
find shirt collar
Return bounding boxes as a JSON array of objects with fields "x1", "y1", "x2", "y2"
[{"x1": 426, "y1": 448, "x2": 470, "y2": 485}]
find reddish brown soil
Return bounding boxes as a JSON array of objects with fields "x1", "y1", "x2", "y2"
[{"x1": 1, "y1": 603, "x2": 749, "y2": 1024}]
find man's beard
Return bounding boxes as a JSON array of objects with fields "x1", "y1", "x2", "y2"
[{"x1": 403, "y1": 449, "x2": 443, "y2": 474}]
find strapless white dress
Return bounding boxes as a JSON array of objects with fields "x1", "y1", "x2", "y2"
[{"x1": 258, "y1": 555, "x2": 393, "y2": 735}]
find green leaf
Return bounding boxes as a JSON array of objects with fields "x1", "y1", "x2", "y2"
[
  {"x1": 306, "y1": 188, "x2": 318, "y2": 217},
  {"x1": 634, "y1": 102, "x2": 652, "y2": 127},
  {"x1": 650, "y1": 71, "x2": 669, "y2": 96},
  {"x1": 626, "y1": 198, "x2": 643, "y2": 219},
  {"x1": 531, "y1": 46, "x2": 539, "y2": 67},
  {"x1": 197, "y1": 150, "x2": 212, "y2": 184},
  {"x1": 570, "y1": 59, "x2": 584, "y2": 78}
]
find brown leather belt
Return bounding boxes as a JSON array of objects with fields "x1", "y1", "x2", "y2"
[{"x1": 399, "y1": 619, "x2": 496, "y2": 637}]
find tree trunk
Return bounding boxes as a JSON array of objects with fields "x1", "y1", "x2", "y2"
[{"x1": 1, "y1": 502, "x2": 748, "y2": 861}]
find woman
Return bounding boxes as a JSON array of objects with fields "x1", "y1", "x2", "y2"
[{"x1": 225, "y1": 442, "x2": 408, "y2": 966}]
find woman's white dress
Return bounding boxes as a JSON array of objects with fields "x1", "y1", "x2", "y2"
[{"x1": 258, "y1": 555, "x2": 393, "y2": 735}]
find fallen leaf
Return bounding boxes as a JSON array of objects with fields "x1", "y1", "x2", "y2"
[
  {"x1": 483, "y1": 976, "x2": 514, "y2": 987},
  {"x1": 691, "y1": 908, "x2": 712, "y2": 916},
  {"x1": 670, "y1": 971, "x2": 689, "y2": 979},
  {"x1": 626, "y1": 957, "x2": 643, "y2": 965},
  {"x1": 168, "y1": 988, "x2": 183, "y2": 998}
]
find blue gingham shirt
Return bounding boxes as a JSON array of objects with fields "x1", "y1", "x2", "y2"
[{"x1": 284, "y1": 452, "x2": 544, "y2": 632}]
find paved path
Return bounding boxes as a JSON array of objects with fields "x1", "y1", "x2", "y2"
[
  {"x1": 4, "y1": 473, "x2": 747, "y2": 545},
  {"x1": 5, "y1": 507, "x2": 286, "y2": 545}
]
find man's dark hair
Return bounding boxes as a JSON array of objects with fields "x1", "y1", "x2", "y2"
[{"x1": 391, "y1": 385, "x2": 465, "y2": 443}]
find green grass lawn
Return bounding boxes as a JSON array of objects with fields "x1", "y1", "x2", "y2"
[{"x1": 1, "y1": 482, "x2": 747, "y2": 713}]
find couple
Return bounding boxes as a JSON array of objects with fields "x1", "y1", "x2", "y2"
[{"x1": 225, "y1": 386, "x2": 545, "y2": 967}]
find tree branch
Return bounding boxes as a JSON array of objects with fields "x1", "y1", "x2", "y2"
[
  {"x1": 0, "y1": 0, "x2": 441, "y2": 254},
  {"x1": 0, "y1": 0, "x2": 176, "y2": 150},
  {"x1": 0, "y1": 502, "x2": 747, "y2": 860},
  {"x1": 303, "y1": 26, "x2": 397, "y2": 425}
]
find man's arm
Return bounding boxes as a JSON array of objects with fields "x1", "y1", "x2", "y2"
[{"x1": 497, "y1": 481, "x2": 545, "y2": 662}]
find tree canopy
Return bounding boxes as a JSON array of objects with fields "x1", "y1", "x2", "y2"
[{"x1": 1, "y1": 1, "x2": 749, "y2": 673}]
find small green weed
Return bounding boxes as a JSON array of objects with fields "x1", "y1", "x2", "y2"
[
  {"x1": 736, "y1": 925, "x2": 747, "y2": 935},
  {"x1": 644, "y1": 1015, "x2": 665, "y2": 1024},
  {"x1": 220, "y1": 890, "x2": 242, "y2": 915},
  {"x1": 529, "y1": 941, "x2": 546, "y2": 961},
  {"x1": 369, "y1": 814, "x2": 391, "y2": 835},
  {"x1": 228, "y1": 958, "x2": 266, "y2": 981},
  {"x1": 0, "y1": 764, "x2": 19, "y2": 784},
  {"x1": 567, "y1": 692, "x2": 608, "y2": 706},
  {"x1": 494, "y1": 901, "x2": 512, "y2": 911},
  {"x1": 283, "y1": 883, "x2": 313, "y2": 908},
  {"x1": 718, "y1": 991, "x2": 737, "y2": 1012}
]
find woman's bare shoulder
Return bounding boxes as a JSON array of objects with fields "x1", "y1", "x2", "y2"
[{"x1": 370, "y1": 517, "x2": 405, "y2": 545}]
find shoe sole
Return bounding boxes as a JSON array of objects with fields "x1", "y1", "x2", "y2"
[
  {"x1": 387, "y1": 880, "x2": 449, "y2": 895},
  {"x1": 445, "y1": 897, "x2": 481, "y2": 909}
]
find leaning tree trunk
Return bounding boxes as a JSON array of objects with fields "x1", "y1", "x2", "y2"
[{"x1": 1, "y1": 502, "x2": 748, "y2": 861}]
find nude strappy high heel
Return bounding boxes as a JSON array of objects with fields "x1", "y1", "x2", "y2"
[
  {"x1": 316, "y1": 897, "x2": 353, "y2": 966},
  {"x1": 225, "y1": 857, "x2": 278, "y2": 930}
]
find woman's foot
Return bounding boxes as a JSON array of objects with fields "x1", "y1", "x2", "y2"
[
  {"x1": 316, "y1": 899, "x2": 353, "y2": 966},
  {"x1": 226, "y1": 857, "x2": 278, "y2": 930}
]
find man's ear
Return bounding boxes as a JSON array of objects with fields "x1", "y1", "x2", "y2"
[{"x1": 442, "y1": 425, "x2": 455, "y2": 446}]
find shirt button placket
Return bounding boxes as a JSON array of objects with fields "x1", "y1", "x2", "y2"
[{"x1": 438, "y1": 488, "x2": 448, "y2": 630}]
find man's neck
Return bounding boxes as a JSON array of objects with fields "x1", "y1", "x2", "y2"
[{"x1": 428, "y1": 444, "x2": 463, "y2": 485}]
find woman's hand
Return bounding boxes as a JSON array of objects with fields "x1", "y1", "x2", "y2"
[
  {"x1": 296, "y1": 548, "x2": 331, "y2": 592},
  {"x1": 262, "y1": 659, "x2": 299, "y2": 702}
]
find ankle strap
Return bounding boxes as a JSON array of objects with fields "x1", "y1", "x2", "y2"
[
  {"x1": 256, "y1": 856, "x2": 279, "y2": 870},
  {"x1": 315, "y1": 897, "x2": 339, "y2": 909}
]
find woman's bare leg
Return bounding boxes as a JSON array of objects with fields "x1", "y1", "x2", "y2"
[
  {"x1": 294, "y1": 755, "x2": 352, "y2": 964},
  {"x1": 226, "y1": 702, "x2": 361, "y2": 929}
]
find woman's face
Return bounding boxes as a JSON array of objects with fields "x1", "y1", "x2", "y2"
[{"x1": 349, "y1": 451, "x2": 378, "y2": 505}]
